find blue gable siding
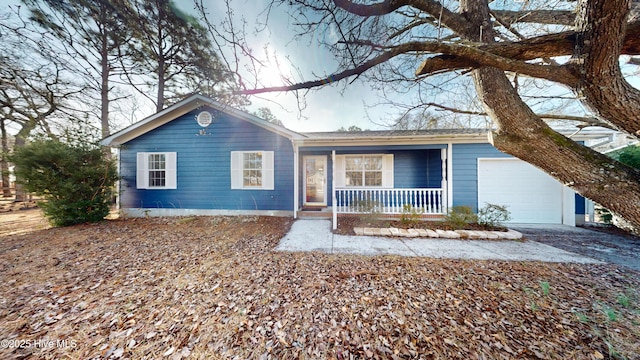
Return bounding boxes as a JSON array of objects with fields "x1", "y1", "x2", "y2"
[
  {"x1": 119, "y1": 107, "x2": 294, "y2": 211},
  {"x1": 451, "y1": 143, "x2": 511, "y2": 210}
]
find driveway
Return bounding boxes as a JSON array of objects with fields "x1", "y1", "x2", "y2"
[
  {"x1": 511, "y1": 224, "x2": 640, "y2": 271},
  {"x1": 277, "y1": 220, "x2": 602, "y2": 264}
]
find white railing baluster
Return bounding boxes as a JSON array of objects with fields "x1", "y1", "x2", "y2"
[{"x1": 333, "y1": 188, "x2": 444, "y2": 215}]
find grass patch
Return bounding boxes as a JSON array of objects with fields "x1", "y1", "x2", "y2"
[{"x1": 539, "y1": 281, "x2": 550, "y2": 296}]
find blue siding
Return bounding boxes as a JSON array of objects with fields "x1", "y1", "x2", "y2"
[
  {"x1": 451, "y1": 143, "x2": 510, "y2": 211},
  {"x1": 575, "y1": 194, "x2": 586, "y2": 215},
  {"x1": 394, "y1": 150, "x2": 442, "y2": 188},
  {"x1": 119, "y1": 107, "x2": 294, "y2": 211}
]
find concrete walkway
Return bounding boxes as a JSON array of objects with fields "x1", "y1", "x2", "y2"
[{"x1": 277, "y1": 220, "x2": 603, "y2": 264}]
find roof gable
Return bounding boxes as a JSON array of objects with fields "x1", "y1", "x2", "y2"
[{"x1": 101, "y1": 94, "x2": 305, "y2": 146}]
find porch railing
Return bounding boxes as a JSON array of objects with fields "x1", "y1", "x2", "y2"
[{"x1": 334, "y1": 188, "x2": 444, "y2": 215}]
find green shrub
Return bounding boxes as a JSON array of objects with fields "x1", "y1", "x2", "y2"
[
  {"x1": 400, "y1": 204, "x2": 423, "y2": 225},
  {"x1": 477, "y1": 203, "x2": 511, "y2": 228},
  {"x1": 596, "y1": 207, "x2": 613, "y2": 224},
  {"x1": 444, "y1": 206, "x2": 477, "y2": 229},
  {"x1": 11, "y1": 140, "x2": 118, "y2": 226},
  {"x1": 349, "y1": 195, "x2": 381, "y2": 214},
  {"x1": 611, "y1": 145, "x2": 640, "y2": 169}
]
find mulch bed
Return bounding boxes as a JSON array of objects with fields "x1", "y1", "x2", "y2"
[
  {"x1": 334, "y1": 215, "x2": 505, "y2": 236},
  {"x1": 0, "y1": 216, "x2": 639, "y2": 359}
]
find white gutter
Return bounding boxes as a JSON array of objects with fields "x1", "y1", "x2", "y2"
[{"x1": 293, "y1": 134, "x2": 489, "y2": 148}]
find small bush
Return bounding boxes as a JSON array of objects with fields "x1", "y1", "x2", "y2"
[
  {"x1": 444, "y1": 206, "x2": 478, "y2": 229},
  {"x1": 11, "y1": 140, "x2": 118, "y2": 226},
  {"x1": 596, "y1": 207, "x2": 613, "y2": 224},
  {"x1": 349, "y1": 194, "x2": 382, "y2": 226},
  {"x1": 477, "y1": 203, "x2": 511, "y2": 228},
  {"x1": 400, "y1": 204, "x2": 423, "y2": 225},
  {"x1": 349, "y1": 195, "x2": 381, "y2": 214}
]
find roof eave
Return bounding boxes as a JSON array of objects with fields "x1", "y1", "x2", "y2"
[
  {"x1": 101, "y1": 94, "x2": 304, "y2": 146},
  {"x1": 294, "y1": 132, "x2": 489, "y2": 147}
]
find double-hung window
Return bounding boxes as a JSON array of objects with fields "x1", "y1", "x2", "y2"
[
  {"x1": 243, "y1": 152, "x2": 263, "y2": 187},
  {"x1": 345, "y1": 155, "x2": 383, "y2": 187},
  {"x1": 148, "y1": 153, "x2": 167, "y2": 187},
  {"x1": 335, "y1": 154, "x2": 393, "y2": 188},
  {"x1": 136, "y1": 152, "x2": 177, "y2": 189},
  {"x1": 231, "y1": 151, "x2": 274, "y2": 190}
]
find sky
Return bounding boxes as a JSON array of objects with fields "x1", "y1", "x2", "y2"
[
  {"x1": 4, "y1": 0, "x2": 639, "y2": 135},
  {"x1": 196, "y1": 0, "x2": 402, "y2": 133},
  {"x1": 1, "y1": 0, "x2": 383, "y2": 135}
]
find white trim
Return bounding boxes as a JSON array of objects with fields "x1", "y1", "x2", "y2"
[
  {"x1": 294, "y1": 136, "x2": 489, "y2": 148},
  {"x1": 562, "y1": 186, "x2": 576, "y2": 226},
  {"x1": 293, "y1": 144, "x2": 299, "y2": 218},
  {"x1": 585, "y1": 198, "x2": 595, "y2": 222},
  {"x1": 115, "y1": 148, "x2": 121, "y2": 210},
  {"x1": 137, "y1": 152, "x2": 147, "y2": 189},
  {"x1": 382, "y1": 154, "x2": 394, "y2": 188},
  {"x1": 303, "y1": 155, "x2": 328, "y2": 206},
  {"x1": 332, "y1": 150, "x2": 337, "y2": 230},
  {"x1": 334, "y1": 155, "x2": 346, "y2": 188},
  {"x1": 262, "y1": 151, "x2": 275, "y2": 190},
  {"x1": 603, "y1": 141, "x2": 639, "y2": 154},
  {"x1": 121, "y1": 208, "x2": 293, "y2": 218},
  {"x1": 447, "y1": 143, "x2": 453, "y2": 209}
]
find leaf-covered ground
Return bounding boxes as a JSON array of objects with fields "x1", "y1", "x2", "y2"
[{"x1": 0, "y1": 216, "x2": 638, "y2": 359}]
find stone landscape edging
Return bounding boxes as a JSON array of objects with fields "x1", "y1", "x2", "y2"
[{"x1": 353, "y1": 227, "x2": 523, "y2": 240}]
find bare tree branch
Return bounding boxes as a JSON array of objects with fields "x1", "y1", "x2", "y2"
[
  {"x1": 417, "y1": 21, "x2": 640, "y2": 76},
  {"x1": 491, "y1": 10, "x2": 575, "y2": 26}
]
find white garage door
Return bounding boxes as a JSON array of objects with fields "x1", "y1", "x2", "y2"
[{"x1": 478, "y1": 159, "x2": 563, "y2": 223}]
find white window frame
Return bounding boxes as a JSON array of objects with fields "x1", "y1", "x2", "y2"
[
  {"x1": 230, "y1": 151, "x2": 274, "y2": 190},
  {"x1": 335, "y1": 154, "x2": 393, "y2": 188},
  {"x1": 136, "y1": 152, "x2": 177, "y2": 189}
]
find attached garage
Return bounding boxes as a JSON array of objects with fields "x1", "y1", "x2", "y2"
[{"x1": 477, "y1": 158, "x2": 575, "y2": 225}]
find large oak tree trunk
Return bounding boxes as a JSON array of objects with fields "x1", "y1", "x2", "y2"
[
  {"x1": 461, "y1": 0, "x2": 640, "y2": 228},
  {"x1": 572, "y1": 0, "x2": 640, "y2": 135}
]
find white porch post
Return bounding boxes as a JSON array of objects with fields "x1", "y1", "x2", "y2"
[
  {"x1": 332, "y1": 150, "x2": 337, "y2": 230},
  {"x1": 440, "y1": 148, "x2": 447, "y2": 214},
  {"x1": 445, "y1": 143, "x2": 453, "y2": 210},
  {"x1": 446, "y1": 143, "x2": 453, "y2": 211},
  {"x1": 293, "y1": 144, "x2": 299, "y2": 219}
]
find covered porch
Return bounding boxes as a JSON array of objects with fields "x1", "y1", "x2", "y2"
[{"x1": 293, "y1": 141, "x2": 450, "y2": 229}]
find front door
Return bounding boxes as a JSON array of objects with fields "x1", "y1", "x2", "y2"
[{"x1": 304, "y1": 156, "x2": 327, "y2": 206}]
